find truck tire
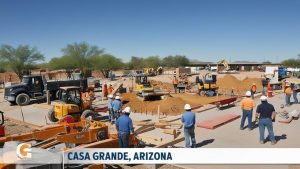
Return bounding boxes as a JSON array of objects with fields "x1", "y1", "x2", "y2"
[
  {"x1": 81, "y1": 109, "x2": 95, "y2": 119},
  {"x1": 16, "y1": 93, "x2": 30, "y2": 106},
  {"x1": 48, "y1": 108, "x2": 58, "y2": 122}
]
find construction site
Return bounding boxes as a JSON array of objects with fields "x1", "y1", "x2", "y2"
[
  {"x1": 0, "y1": 64, "x2": 300, "y2": 169},
  {"x1": 1, "y1": 1, "x2": 300, "y2": 168}
]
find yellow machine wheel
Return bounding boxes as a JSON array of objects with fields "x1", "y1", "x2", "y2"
[
  {"x1": 47, "y1": 108, "x2": 58, "y2": 122},
  {"x1": 81, "y1": 109, "x2": 95, "y2": 119}
]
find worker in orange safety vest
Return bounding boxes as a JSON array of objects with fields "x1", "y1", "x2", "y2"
[
  {"x1": 172, "y1": 77, "x2": 179, "y2": 94},
  {"x1": 250, "y1": 83, "x2": 257, "y2": 99},
  {"x1": 284, "y1": 83, "x2": 292, "y2": 106}
]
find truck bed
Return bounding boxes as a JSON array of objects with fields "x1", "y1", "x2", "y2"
[{"x1": 45, "y1": 79, "x2": 87, "y2": 91}]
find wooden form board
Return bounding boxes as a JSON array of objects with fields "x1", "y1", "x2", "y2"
[
  {"x1": 197, "y1": 114, "x2": 241, "y2": 129},
  {"x1": 134, "y1": 121, "x2": 182, "y2": 129},
  {"x1": 154, "y1": 136, "x2": 185, "y2": 148}
]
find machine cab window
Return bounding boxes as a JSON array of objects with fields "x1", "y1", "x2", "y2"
[{"x1": 60, "y1": 88, "x2": 81, "y2": 105}]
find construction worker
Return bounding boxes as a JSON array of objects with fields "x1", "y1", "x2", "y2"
[
  {"x1": 284, "y1": 83, "x2": 292, "y2": 106},
  {"x1": 250, "y1": 83, "x2": 257, "y2": 99},
  {"x1": 107, "y1": 84, "x2": 114, "y2": 95},
  {"x1": 116, "y1": 106, "x2": 134, "y2": 148},
  {"x1": 240, "y1": 91, "x2": 256, "y2": 130},
  {"x1": 231, "y1": 87, "x2": 235, "y2": 96},
  {"x1": 172, "y1": 77, "x2": 179, "y2": 94},
  {"x1": 256, "y1": 95, "x2": 276, "y2": 145},
  {"x1": 112, "y1": 95, "x2": 122, "y2": 121},
  {"x1": 88, "y1": 87, "x2": 95, "y2": 101},
  {"x1": 81, "y1": 91, "x2": 87, "y2": 101},
  {"x1": 181, "y1": 104, "x2": 196, "y2": 148},
  {"x1": 282, "y1": 80, "x2": 286, "y2": 92},
  {"x1": 291, "y1": 82, "x2": 298, "y2": 104},
  {"x1": 107, "y1": 94, "x2": 114, "y2": 122},
  {"x1": 103, "y1": 82, "x2": 108, "y2": 98}
]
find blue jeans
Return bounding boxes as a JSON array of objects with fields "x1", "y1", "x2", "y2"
[
  {"x1": 240, "y1": 109, "x2": 253, "y2": 129},
  {"x1": 259, "y1": 118, "x2": 275, "y2": 142},
  {"x1": 184, "y1": 127, "x2": 196, "y2": 148},
  {"x1": 118, "y1": 133, "x2": 130, "y2": 148},
  {"x1": 285, "y1": 94, "x2": 291, "y2": 105},
  {"x1": 108, "y1": 109, "x2": 114, "y2": 122},
  {"x1": 293, "y1": 92, "x2": 298, "y2": 103}
]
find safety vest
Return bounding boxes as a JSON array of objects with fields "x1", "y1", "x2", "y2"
[
  {"x1": 172, "y1": 78, "x2": 178, "y2": 85},
  {"x1": 285, "y1": 87, "x2": 292, "y2": 95}
]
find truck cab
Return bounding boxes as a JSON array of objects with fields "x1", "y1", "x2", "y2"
[
  {"x1": 4, "y1": 75, "x2": 45, "y2": 106},
  {"x1": 22, "y1": 75, "x2": 45, "y2": 97}
]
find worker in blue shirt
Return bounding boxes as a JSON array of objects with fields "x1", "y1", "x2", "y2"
[
  {"x1": 112, "y1": 95, "x2": 122, "y2": 121},
  {"x1": 291, "y1": 82, "x2": 298, "y2": 104},
  {"x1": 116, "y1": 107, "x2": 134, "y2": 148},
  {"x1": 181, "y1": 104, "x2": 196, "y2": 148},
  {"x1": 256, "y1": 95, "x2": 276, "y2": 145},
  {"x1": 107, "y1": 94, "x2": 114, "y2": 123}
]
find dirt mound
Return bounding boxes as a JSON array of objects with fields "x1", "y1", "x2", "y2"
[
  {"x1": 149, "y1": 80, "x2": 174, "y2": 92},
  {"x1": 121, "y1": 93, "x2": 185, "y2": 116},
  {"x1": 217, "y1": 75, "x2": 262, "y2": 95},
  {"x1": 171, "y1": 93, "x2": 231, "y2": 107}
]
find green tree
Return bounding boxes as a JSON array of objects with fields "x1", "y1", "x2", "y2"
[
  {"x1": 90, "y1": 54, "x2": 123, "y2": 77},
  {"x1": 0, "y1": 45, "x2": 44, "y2": 80},
  {"x1": 0, "y1": 61, "x2": 6, "y2": 73},
  {"x1": 143, "y1": 56, "x2": 161, "y2": 68},
  {"x1": 282, "y1": 58, "x2": 300, "y2": 68},
  {"x1": 128, "y1": 56, "x2": 144, "y2": 69},
  {"x1": 162, "y1": 55, "x2": 189, "y2": 67},
  {"x1": 61, "y1": 42, "x2": 104, "y2": 78}
]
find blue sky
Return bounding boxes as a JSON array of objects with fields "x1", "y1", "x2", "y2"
[{"x1": 0, "y1": 0, "x2": 300, "y2": 63}]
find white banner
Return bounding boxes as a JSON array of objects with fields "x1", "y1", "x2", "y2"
[
  {"x1": 64, "y1": 148, "x2": 300, "y2": 164},
  {"x1": 2, "y1": 144, "x2": 300, "y2": 165}
]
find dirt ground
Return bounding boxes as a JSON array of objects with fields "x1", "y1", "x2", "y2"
[
  {"x1": 2, "y1": 117, "x2": 35, "y2": 135},
  {"x1": 171, "y1": 93, "x2": 232, "y2": 106},
  {"x1": 121, "y1": 92, "x2": 234, "y2": 115},
  {"x1": 148, "y1": 72, "x2": 264, "y2": 96},
  {"x1": 122, "y1": 92, "x2": 186, "y2": 115}
]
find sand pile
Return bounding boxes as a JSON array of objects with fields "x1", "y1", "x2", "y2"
[
  {"x1": 149, "y1": 80, "x2": 174, "y2": 92},
  {"x1": 217, "y1": 75, "x2": 263, "y2": 95},
  {"x1": 121, "y1": 92, "x2": 234, "y2": 116},
  {"x1": 121, "y1": 93, "x2": 185, "y2": 115},
  {"x1": 171, "y1": 93, "x2": 231, "y2": 107}
]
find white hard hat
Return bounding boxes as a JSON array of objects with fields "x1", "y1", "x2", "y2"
[
  {"x1": 286, "y1": 83, "x2": 290, "y2": 86},
  {"x1": 108, "y1": 94, "x2": 113, "y2": 98},
  {"x1": 115, "y1": 96, "x2": 120, "y2": 100},
  {"x1": 260, "y1": 95, "x2": 267, "y2": 101},
  {"x1": 245, "y1": 91, "x2": 251, "y2": 97},
  {"x1": 184, "y1": 104, "x2": 192, "y2": 110},
  {"x1": 123, "y1": 107, "x2": 131, "y2": 113},
  {"x1": 252, "y1": 83, "x2": 256, "y2": 85}
]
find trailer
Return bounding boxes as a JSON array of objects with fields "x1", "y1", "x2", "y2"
[{"x1": 211, "y1": 97, "x2": 238, "y2": 109}]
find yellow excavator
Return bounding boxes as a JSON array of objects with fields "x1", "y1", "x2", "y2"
[
  {"x1": 217, "y1": 59, "x2": 230, "y2": 72},
  {"x1": 217, "y1": 59, "x2": 238, "y2": 74},
  {"x1": 196, "y1": 73, "x2": 219, "y2": 96},
  {"x1": 135, "y1": 74, "x2": 168, "y2": 100},
  {"x1": 143, "y1": 66, "x2": 163, "y2": 76},
  {"x1": 47, "y1": 86, "x2": 96, "y2": 122}
]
